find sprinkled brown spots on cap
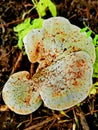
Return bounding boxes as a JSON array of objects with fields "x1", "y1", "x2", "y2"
[{"x1": 2, "y1": 17, "x2": 96, "y2": 115}]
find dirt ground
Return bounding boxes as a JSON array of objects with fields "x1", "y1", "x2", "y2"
[{"x1": 0, "y1": 0, "x2": 98, "y2": 130}]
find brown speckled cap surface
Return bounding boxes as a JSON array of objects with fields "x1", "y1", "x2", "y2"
[
  {"x1": 2, "y1": 17, "x2": 96, "y2": 115},
  {"x1": 2, "y1": 71, "x2": 42, "y2": 115},
  {"x1": 23, "y1": 17, "x2": 95, "y2": 70},
  {"x1": 38, "y1": 51, "x2": 93, "y2": 110}
]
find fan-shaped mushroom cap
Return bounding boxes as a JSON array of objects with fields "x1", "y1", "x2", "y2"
[
  {"x1": 38, "y1": 51, "x2": 93, "y2": 110},
  {"x1": 2, "y1": 17, "x2": 96, "y2": 114},
  {"x1": 23, "y1": 17, "x2": 95, "y2": 71},
  {"x1": 2, "y1": 71, "x2": 42, "y2": 115}
]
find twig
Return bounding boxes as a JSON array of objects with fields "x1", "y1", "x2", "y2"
[
  {"x1": 0, "y1": 48, "x2": 14, "y2": 61},
  {"x1": 75, "y1": 107, "x2": 90, "y2": 130},
  {"x1": 0, "y1": 19, "x2": 23, "y2": 28},
  {"x1": 24, "y1": 117, "x2": 55, "y2": 130},
  {"x1": 0, "y1": 14, "x2": 38, "y2": 28},
  {"x1": 11, "y1": 51, "x2": 23, "y2": 74},
  {"x1": 25, "y1": 114, "x2": 33, "y2": 127}
]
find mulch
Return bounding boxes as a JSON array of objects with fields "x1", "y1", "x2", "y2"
[{"x1": 0, "y1": 0, "x2": 98, "y2": 129}]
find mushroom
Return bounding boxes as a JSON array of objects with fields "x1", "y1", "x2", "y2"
[
  {"x1": 23, "y1": 17, "x2": 95, "y2": 71},
  {"x1": 2, "y1": 17, "x2": 96, "y2": 115},
  {"x1": 2, "y1": 71, "x2": 42, "y2": 115},
  {"x1": 23, "y1": 17, "x2": 71, "y2": 71},
  {"x1": 38, "y1": 51, "x2": 93, "y2": 110}
]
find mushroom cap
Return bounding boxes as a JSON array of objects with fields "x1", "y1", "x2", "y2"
[
  {"x1": 2, "y1": 71, "x2": 42, "y2": 115},
  {"x1": 38, "y1": 51, "x2": 93, "y2": 110},
  {"x1": 23, "y1": 17, "x2": 71, "y2": 70},
  {"x1": 23, "y1": 17, "x2": 95, "y2": 71},
  {"x1": 2, "y1": 51, "x2": 94, "y2": 113},
  {"x1": 2, "y1": 17, "x2": 95, "y2": 114}
]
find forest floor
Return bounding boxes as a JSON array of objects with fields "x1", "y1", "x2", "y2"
[{"x1": 0, "y1": 0, "x2": 98, "y2": 130}]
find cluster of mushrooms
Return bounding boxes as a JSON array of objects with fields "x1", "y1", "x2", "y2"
[{"x1": 2, "y1": 17, "x2": 96, "y2": 115}]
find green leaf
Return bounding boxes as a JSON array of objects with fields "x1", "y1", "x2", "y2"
[
  {"x1": 93, "y1": 34, "x2": 98, "y2": 46},
  {"x1": 93, "y1": 47, "x2": 98, "y2": 78},
  {"x1": 33, "y1": 0, "x2": 57, "y2": 17},
  {"x1": 32, "y1": 18, "x2": 44, "y2": 28},
  {"x1": 86, "y1": 30, "x2": 92, "y2": 37},
  {"x1": 93, "y1": 62, "x2": 98, "y2": 78},
  {"x1": 36, "y1": 0, "x2": 47, "y2": 17},
  {"x1": 17, "y1": 37, "x2": 23, "y2": 50},
  {"x1": 80, "y1": 27, "x2": 88, "y2": 33},
  {"x1": 89, "y1": 82, "x2": 98, "y2": 95},
  {"x1": 14, "y1": 18, "x2": 31, "y2": 32},
  {"x1": 94, "y1": 82, "x2": 98, "y2": 86},
  {"x1": 89, "y1": 85, "x2": 96, "y2": 95},
  {"x1": 47, "y1": 0, "x2": 57, "y2": 16}
]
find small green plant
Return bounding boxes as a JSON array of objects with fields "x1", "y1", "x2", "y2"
[
  {"x1": 80, "y1": 25, "x2": 98, "y2": 78},
  {"x1": 14, "y1": 18, "x2": 44, "y2": 50},
  {"x1": 89, "y1": 82, "x2": 98, "y2": 95},
  {"x1": 14, "y1": 0, "x2": 57, "y2": 50},
  {"x1": 80, "y1": 26, "x2": 98, "y2": 46},
  {"x1": 32, "y1": 0, "x2": 57, "y2": 17}
]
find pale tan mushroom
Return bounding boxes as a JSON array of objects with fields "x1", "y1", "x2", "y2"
[
  {"x1": 37, "y1": 51, "x2": 93, "y2": 110},
  {"x1": 2, "y1": 17, "x2": 96, "y2": 115},
  {"x1": 23, "y1": 17, "x2": 95, "y2": 71},
  {"x1": 2, "y1": 51, "x2": 94, "y2": 113},
  {"x1": 2, "y1": 71, "x2": 42, "y2": 115}
]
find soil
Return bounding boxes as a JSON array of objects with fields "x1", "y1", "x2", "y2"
[{"x1": 0, "y1": 0, "x2": 98, "y2": 130}]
